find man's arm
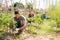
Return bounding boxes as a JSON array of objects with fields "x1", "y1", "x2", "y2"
[{"x1": 19, "y1": 20, "x2": 26, "y2": 30}]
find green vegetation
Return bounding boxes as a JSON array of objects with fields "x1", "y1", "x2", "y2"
[
  {"x1": 0, "y1": 13, "x2": 13, "y2": 31},
  {"x1": 27, "y1": 3, "x2": 33, "y2": 10},
  {"x1": 14, "y1": 2, "x2": 24, "y2": 9},
  {"x1": 0, "y1": 1, "x2": 60, "y2": 40}
]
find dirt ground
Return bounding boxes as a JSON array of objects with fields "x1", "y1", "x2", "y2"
[{"x1": 0, "y1": 30, "x2": 60, "y2": 40}]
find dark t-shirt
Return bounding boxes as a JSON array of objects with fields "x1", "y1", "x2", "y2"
[
  {"x1": 28, "y1": 14, "x2": 34, "y2": 18},
  {"x1": 14, "y1": 16, "x2": 25, "y2": 28},
  {"x1": 41, "y1": 13, "x2": 46, "y2": 19}
]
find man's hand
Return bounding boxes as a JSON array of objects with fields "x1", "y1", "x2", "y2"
[{"x1": 16, "y1": 28, "x2": 19, "y2": 31}]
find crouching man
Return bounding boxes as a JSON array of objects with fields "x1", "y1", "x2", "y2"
[{"x1": 14, "y1": 11, "x2": 26, "y2": 35}]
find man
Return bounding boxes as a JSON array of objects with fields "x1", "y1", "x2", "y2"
[
  {"x1": 41, "y1": 13, "x2": 46, "y2": 19},
  {"x1": 41, "y1": 11, "x2": 50, "y2": 20},
  {"x1": 28, "y1": 10, "x2": 34, "y2": 18},
  {"x1": 28, "y1": 10, "x2": 34, "y2": 23},
  {"x1": 14, "y1": 11, "x2": 26, "y2": 35}
]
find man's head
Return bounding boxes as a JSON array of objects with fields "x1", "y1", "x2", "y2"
[
  {"x1": 29, "y1": 10, "x2": 34, "y2": 14},
  {"x1": 14, "y1": 11, "x2": 20, "y2": 19}
]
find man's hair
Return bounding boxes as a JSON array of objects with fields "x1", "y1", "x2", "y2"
[{"x1": 14, "y1": 11, "x2": 19, "y2": 14}]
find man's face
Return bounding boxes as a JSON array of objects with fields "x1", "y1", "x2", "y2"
[
  {"x1": 15, "y1": 14, "x2": 20, "y2": 19},
  {"x1": 29, "y1": 11, "x2": 34, "y2": 14}
]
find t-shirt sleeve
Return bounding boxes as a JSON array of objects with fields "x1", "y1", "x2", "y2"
[{"x1": 21, "y1": 16, "x2": 25, "y2": 21}]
